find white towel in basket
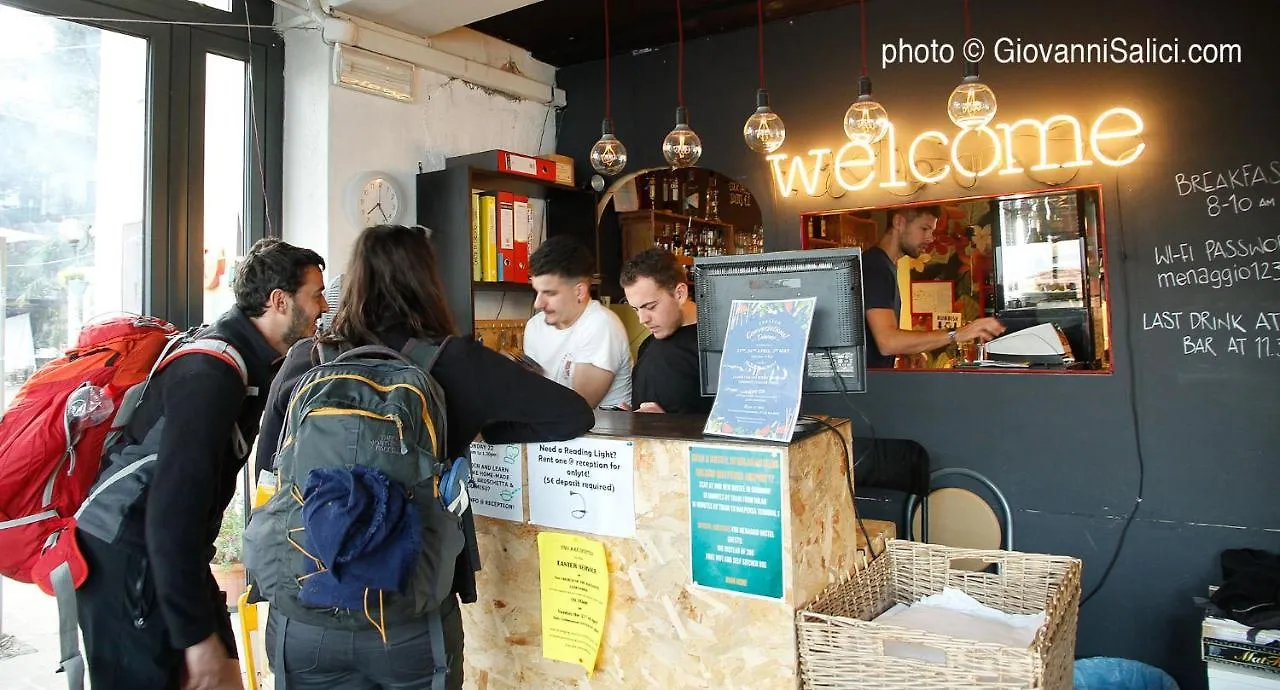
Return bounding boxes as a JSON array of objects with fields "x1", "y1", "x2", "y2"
[{"x1": 873, "y1": 588, "x2": 1048, "y2": 664}]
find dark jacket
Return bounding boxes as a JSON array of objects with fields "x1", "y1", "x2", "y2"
[
  {"x1": 100, "y1": 307, "x2": 284, "y2": 650},
  {"x1": 255, "y1": 332, "x2": 596, "y2": 603}
]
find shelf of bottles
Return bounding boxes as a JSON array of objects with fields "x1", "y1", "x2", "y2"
[{"x1": 624, "y1": 169, "x2": 763, "y2": 260}]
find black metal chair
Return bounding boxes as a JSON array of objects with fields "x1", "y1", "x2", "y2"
[{"x1": 853, "y1": 438, "x2": 933, "y2": 543}]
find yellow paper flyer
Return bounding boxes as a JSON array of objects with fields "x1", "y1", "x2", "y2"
[{"x1": 537, "y1": 531, "x2": 609, "y2": 675}]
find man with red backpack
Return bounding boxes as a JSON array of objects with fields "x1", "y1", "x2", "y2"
[{"x1": 73, "y1": 238, "x2": 327, "y2": 689}]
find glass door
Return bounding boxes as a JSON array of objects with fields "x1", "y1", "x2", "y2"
[
  {"x1": 189, "y1": 31, "x2": 273, "y2": 327},
  {"x1": 0, "y1": 5, "x2": 148, "y2": 410},
  {"x1": 200, "y1": 51, "x2": 249, "y2": 323}
]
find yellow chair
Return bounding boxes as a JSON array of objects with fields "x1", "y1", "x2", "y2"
[{"x1": 236, "y1": 588, "x2": 268, "y2": 689}]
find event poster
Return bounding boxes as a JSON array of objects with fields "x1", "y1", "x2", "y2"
[
  {"x1": 703, "y1": 298, "x2": 817, "y2": 443},
  {"x1": 467, "y1": 441, "x2": 525, "y2": 522},
  {"x1": 538, "y1": 532, "x2": 609, "y2": 675},
  {"x1": 688, "y1": 445, "x2": 785, "y2": 599}
]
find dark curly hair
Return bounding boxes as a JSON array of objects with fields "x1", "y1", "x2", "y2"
[
  {"x1": 886, "y1": 204, "x2": 942, "y2": 230},
  {"x1": 529, "y1": 235, "x2": 595, "y2": 281},
  {"x1": 620, "y1": 248, "x2": 685, "y2": 293},
  {"x1": 233, "y1": 238, "x2": 326, "y2": 317}
]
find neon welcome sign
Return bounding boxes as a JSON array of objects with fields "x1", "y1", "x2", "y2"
[{"x1": 766, "y1": 107, "x2": 1145, "y2": 198}]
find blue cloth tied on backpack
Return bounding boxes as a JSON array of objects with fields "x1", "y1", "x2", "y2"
[{"x1": 298, "y1": 465, "x2": 420, "y2": 610}]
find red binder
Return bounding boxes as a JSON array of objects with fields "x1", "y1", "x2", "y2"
[
  {"x1": 510, "y1": 195, "x2": 531, "y2": 283},
  {"x1": 498, "y1": 151, "x2": 557, "y2": 182},
  {"x1": 496, "y1": 192, "x2": 516, "y2": 282}
]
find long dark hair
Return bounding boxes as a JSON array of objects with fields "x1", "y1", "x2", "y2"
[{"x1": 329, "y1": 225, "x2": 456, "y2": 345}]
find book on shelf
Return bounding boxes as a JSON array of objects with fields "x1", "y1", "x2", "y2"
[
  {"x1": 478, "y1": 191, "x2": 498, "y2": 282},
  {"x1": 470, "y1": 190, "x2": 482, "y2": 280}
]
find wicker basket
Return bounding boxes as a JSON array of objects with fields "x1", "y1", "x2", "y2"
[{"x1": 796, "y1": 539, "x2": 1082, "y2": 689}]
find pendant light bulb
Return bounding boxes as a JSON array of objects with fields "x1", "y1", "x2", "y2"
[
  {"x1": 743, "y1": 89, "x2": 786, "y2": 154},
  {"x1": 590, "y1": 118, "x2": 628, "y2": 176},
  {"x1": 843, "y1": 76, "x2": 890, "y2": 145},
  {"x1": 662, "y1": 106, "x2": 702, "y2": 168},
  {"x1": 947, "y1": 61, "x2": 997, "y2": 129}
]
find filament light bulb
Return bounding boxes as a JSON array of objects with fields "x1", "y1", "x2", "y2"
[
  {"x1": 662, "y1": 106, "x2": 703, "y2": 168},
  {"x1": 947, "y1": 62, "x2": 998, "y2": 129},
  {"x1": 843, "y1": 76, "x2": 890, "y2": 145},
  {"x1": 743, "y1": 89, "x2": 786, "y2": 154},
  {"x1": 589, "y1": 118, "x2": 628, "y2": 176}
]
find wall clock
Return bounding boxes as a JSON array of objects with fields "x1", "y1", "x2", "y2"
[{"x1": 351, "y1": 172, "x2": 405, "y2": 227}]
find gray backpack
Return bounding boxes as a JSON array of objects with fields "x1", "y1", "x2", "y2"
[{"x1": 244, "y1": 338, "x2": 465, "y2": 630}]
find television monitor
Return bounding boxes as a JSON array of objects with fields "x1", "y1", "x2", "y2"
[{"x1": 693, "y1": 248, "x2": 866, "y2": 397}]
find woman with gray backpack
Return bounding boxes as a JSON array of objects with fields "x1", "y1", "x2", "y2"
[{"x1": 244, "y1": 224, "x2": 595, "y2": 690}]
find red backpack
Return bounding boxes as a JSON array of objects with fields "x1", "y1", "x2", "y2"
[{"x1": 0, "y1": 316, "x2": 247, "y2": 584}]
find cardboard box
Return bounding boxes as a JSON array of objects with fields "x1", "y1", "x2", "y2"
[{"x1": 546, "y1": 153, "x2": 575, "y2": 188}]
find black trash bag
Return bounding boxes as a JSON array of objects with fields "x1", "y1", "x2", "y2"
[{"x1": 1210, "y1": 548, "x2": 1280, "y2": 633}]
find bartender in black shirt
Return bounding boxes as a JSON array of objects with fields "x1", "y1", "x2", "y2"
[
  {"x1": 618, "y1": 248, "x2": 712, "y2": 414},
  {"x1": 864, "y1": 204, "x2": 1005, "y2": 367}
]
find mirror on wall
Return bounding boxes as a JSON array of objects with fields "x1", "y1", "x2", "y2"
[{"x1": 802, "y1": 185, "x2": 1111, "y2": 371}]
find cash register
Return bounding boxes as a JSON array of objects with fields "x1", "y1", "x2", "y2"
[{"x1": 974, "y1": 322, "x2": 1076, "y2": 367}]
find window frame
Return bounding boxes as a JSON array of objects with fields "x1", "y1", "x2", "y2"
[{"x1": 0, "y1": 0, "x2": 284, "y2": 328}]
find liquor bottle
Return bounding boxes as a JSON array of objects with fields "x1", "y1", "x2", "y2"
[
  {"x1": 682, "y1": 169, "x2": 699, "y2": 217},
  {"x1": 646, "y1": 175, "x2": 658, "y2": 211},
  {"x1": 668, "y1": 174, "x2": 680, "y2": 213},
  {"x1": 706, "y1": 175, "x2": 720, "y2": 221}
]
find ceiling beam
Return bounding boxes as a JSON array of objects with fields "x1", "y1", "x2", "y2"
[{"x1": 327, "y1": 0, "x2": 544, "y2": 38}]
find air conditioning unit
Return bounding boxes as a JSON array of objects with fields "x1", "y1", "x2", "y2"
[{"x1": 332, "y1": 44, "x2": 414, "y2": 103}]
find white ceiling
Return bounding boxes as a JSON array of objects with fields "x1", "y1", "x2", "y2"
[{"x1": 327, "y1": 0, "x2": 544, "y2": 38}]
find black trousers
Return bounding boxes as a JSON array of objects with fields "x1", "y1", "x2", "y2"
[
  {"x1": 264, "y1": 595, "x2": 464, "y2": 690},
  {"x1": 75, "y1": 532, "x2": 237, "y2": 689}
]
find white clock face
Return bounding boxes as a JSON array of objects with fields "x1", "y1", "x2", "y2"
[{"x1": 359, "y1": 177, "x2": 400, "y2": 226}]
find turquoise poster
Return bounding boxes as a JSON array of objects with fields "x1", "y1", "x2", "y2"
[
  {"x1": 703, "y1": 298, "x2": 817, "y2": 443},
  {"x1": 688, "y1": 445, "x2": 784, "y2": 599}
]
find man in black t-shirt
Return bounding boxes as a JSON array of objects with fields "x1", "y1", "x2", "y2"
[
  {"x1": 864, "y1": 205, "x2": 1006, "y2": 367},
  {"x1": 618, "y1": 249, "x2": 713, "y2": 414}
]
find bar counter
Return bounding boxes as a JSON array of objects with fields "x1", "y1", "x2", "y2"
[{"x1": 461, "y1": 410, "x2": 860, "y2": 689}]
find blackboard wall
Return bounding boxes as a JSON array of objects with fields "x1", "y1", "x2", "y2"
[{"x1": 557, "y1": 1, "x2": 1279, "y2": 687}]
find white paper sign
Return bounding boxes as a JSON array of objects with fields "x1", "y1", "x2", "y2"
[
  {"x1": 528, "y1": 438, "x2": 636, "y2": 538},
  {"x1": 468, "y1": 442, "x2": 525, "y2": 522}
]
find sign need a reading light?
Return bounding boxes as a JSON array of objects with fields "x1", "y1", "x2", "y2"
[{"x1": 767, "y1": 107, "x2": 1145, "y2": 198}]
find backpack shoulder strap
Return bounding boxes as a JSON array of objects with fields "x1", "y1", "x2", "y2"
[
  {"x1": 315, "y1": 340, "x2": 344, "y2": 366},
  {"x1": 157, "y1": 338, "x2": 255, "y2": 458},
  {"x1": 160, "y1": 338, "x2": 255, "y2": 396},
  {"x1": 401, "y1": 336, "x2": 451, "y2": 373}
]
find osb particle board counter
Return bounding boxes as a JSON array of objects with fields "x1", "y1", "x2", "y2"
[{"x1": 463, "y1": 410, "x2": 859, "y2": 689}]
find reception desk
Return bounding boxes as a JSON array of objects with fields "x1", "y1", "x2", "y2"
[{"x1": 461, "y1": 411, "x2": 867, "y2": 689}]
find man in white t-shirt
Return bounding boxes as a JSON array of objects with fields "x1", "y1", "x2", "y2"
[{"x1": 523, "y1": 235, "x2": 632, "y2": 409}]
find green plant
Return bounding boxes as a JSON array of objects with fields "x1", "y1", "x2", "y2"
[{"x1": 213, "y1": 500, "x2": 244, "y2": 566}]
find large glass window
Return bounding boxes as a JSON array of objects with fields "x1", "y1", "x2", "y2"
[
  {"x1": 0, "y1": 0, "x2": 282, "y2": 411},
  {"x1": 0, "y1": 5, "x2": 147, "y2": 407}
]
